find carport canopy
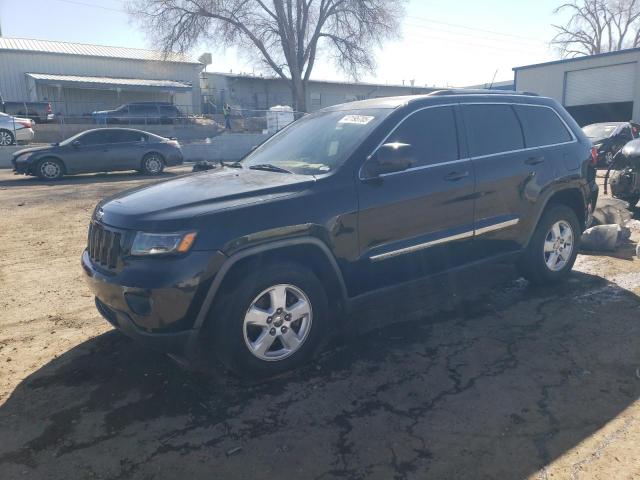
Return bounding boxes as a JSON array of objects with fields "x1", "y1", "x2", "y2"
[{"x1": 25, "y1": 73, "x2": 192, "y2": 92}]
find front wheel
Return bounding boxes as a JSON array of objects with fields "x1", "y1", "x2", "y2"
[
  {"x1": 141, "y1": 153, "x2": 165, "y2": 175},
  {"x1": 207, "y1": 262, "x2": 329, "y2": 377},
  {"x1": 36, "y1": 158, "x2": 64, "y2": 180},
  {"x1": 518, "y1": 205, "x2": 581, "y2": 285}
]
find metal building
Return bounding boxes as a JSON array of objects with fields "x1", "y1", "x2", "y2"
[
  {"x1": 201, "y1": 72, "x2": 437, "y2": 113},
  {"x1": 0, "y1": 37, "x2": 203, "y2": 116},
  {"x1": 514, "y1": 48, "x2": 640, "y2": 126}
]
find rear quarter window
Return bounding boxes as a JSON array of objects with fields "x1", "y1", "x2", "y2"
[
  {"x1": 462, "y1": 104, "x2": 524, "y2": 157},
  {"x1": 514, "y1": 105, "x2": 573, "y2": 147}
]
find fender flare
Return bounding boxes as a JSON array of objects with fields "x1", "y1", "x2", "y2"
[{"x1": 192, "y1": 237, "x2": 348, "y2": 331}]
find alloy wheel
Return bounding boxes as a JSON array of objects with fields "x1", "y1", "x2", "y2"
[
  {"x1": 242, "y1": 284, "x2": 313, "y2": 361},
  {"x1": 40, "y1": 161, "x2": 61, "y2": 179},
  {"x1": 145, "y1": 156, "x2": 162, "y2": 174},
  {"x1": 0, "y1": 131, "x2": 13, "y2": 146},
  {"x1": 543, "y1": 220, "x2": 574, "y2": 272}
]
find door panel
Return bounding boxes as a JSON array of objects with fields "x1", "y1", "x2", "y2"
[
  {"x1": 355, "y1": 105, "x2": 476, "y2": 292},
  {"x1": 62, "y1": 130, "x2": 111, "y2": 173}
]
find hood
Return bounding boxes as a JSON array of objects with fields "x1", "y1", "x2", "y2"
[
  {"x1": 12, "y1": 145, "x2": 56, "y2": 158},
  {"x1": 98, "y1": 167, "x2": 315, "y2": 230}
]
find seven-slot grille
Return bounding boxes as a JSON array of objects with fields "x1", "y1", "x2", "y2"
[{"x1": 88, "y1": 222, "x2": 122, "y2": 269}]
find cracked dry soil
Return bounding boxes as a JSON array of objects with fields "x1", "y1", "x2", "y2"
[{"x1": 0, "y1": 169, "x2": 639, "y2": 479}]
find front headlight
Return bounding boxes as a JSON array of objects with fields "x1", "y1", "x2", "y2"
[
  {"x1": 593, "y1": 143, "x2": 604, "y2": 152},
  {"x1": 130, "y1": 231, "x2": 197, "y2": 256},
  {"x1": 16, "y1": 152, "x2": 32, "y2": 162}
]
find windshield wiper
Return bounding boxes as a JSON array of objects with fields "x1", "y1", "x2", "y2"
[
  {"x1": 220, "y1": 160, "x2": 243, "y2": 168},
  {"x1": 248, "y1": 164, "x2": 293, "y2": 174}
]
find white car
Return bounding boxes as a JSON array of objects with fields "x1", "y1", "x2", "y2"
[{"x1": 0, "y1": 112, "x2": 35, "y2": 146}]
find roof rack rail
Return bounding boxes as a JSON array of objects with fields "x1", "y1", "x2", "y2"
[{"x1": 428, "y1": 89, "x2": 538, "y2": 96}]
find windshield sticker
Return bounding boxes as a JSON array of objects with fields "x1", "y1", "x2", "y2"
[{"x1": 338, "y1": 115, "x2": 375, "y2": 125}]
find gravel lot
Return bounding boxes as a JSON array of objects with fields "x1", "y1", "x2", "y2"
[{"x1": 0, "y1": 168, "x2": 639, "y2": 479}]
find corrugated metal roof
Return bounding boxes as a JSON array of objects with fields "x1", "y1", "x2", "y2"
[
  {"x1": 27, "y1": 73, "x2": 192, "y2": 91},
  {"x1": 0, "y1": 37, "x2": 200, "y2": 64}
]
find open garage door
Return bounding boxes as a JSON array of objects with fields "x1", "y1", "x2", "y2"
[
  {"x1": 565, "y1": 63, "x2": 637, "y2": 106},
  {"x1": 565, "y1": 63, "x2": 637, "y2": 125}
]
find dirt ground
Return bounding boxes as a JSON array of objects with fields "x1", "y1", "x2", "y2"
[{"x1": 0, "y1": 167, "x2": 639, "y2": 480}]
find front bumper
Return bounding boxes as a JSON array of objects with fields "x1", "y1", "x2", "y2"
[{"x1": 82, "y1": 248, "x2": 226, "y2": 355}]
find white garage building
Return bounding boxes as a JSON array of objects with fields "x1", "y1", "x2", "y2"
[
  {"x1": 0, "y1": 37, "x2": 203, "y2": 117},
  {"x1": 514, "y1": 48, "x2": 640, "y2": 126}
]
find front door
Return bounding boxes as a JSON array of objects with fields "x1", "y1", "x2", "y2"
[
  {"x1": 63, "y1": 130, "x2": 112, "y2": 174},
  {"x1": 356, "y1": 104, "x2": 476, "y2": 293}
]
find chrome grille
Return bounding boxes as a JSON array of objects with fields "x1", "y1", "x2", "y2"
[{"x1": 87, "y1": 222, "x2": 121, "y2": 269}]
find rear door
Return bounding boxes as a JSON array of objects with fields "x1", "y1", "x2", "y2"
[
  {"x1": 356, "y1": 104, "x2": 476, "y2": 291},
  {"x1": 462, "y1": 103, "x2": 535, "y2": 256},
  {"x1": 104, "y1": 130, "x2": 148, "y2": 170}
]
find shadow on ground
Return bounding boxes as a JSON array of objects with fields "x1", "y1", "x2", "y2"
[
  {"x1": 0, "y1": 270, "x2": 639, "y2": 479},
  {"x1": 0, "y1": 169, "x2": 186, "y2": 188}
]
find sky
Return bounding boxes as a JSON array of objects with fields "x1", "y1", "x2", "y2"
[{"x1": 0, "y1": 0, "x2": 568, "y2": 87}]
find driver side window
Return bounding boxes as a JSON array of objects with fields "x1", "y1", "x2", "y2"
[
  {"x1": 386, "y1": 106, "x2": 460, "y2": 168},
  {"x1": 78, "y1": 131, "x2": 108, "y2": 145}
]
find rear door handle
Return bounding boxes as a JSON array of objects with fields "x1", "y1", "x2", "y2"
[
  {"x1": 444, "y1": 171, "x2": 469, "y2": 181},
  {"x1": 525, "y1": 156, "x2": 545, "y2": 165}
]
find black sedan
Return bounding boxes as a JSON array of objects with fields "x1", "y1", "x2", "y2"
[
  {"x1": 583, "y1": 121, "x2": 640, "y2": 168},
  {"x1": 12, "y1": 128, "x2": 183, "y2": 180}
]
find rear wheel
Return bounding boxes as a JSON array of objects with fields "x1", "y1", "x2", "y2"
[
  {"x1": 141, "y1": 153, "x2": 165, "y2": 175},
  {"x1": 0, "y1": 129, "x2": 15, "y2": 146},
  {"x1": 518, "y1": 205, "x2": 581, "y2": 285},
  {"x1": 36, "y1": 158, "x2": 64, "y2": 180},
  {"x1": 207, "y1": 262, "x2": 329, "y2": 377}
]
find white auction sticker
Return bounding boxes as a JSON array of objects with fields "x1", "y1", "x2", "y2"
[{"x1": 338, "y1": 115, "x2": 375, "y2": 125}]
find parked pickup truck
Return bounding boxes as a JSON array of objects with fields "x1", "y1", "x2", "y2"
[{"x1": 1, "y1": 100, "x2": 55, "y2": 123}]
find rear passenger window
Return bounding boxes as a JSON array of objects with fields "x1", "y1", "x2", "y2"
[
  {"x1": 514, "y1": 105, "x2": 573, "y2": 147},
  {"x1": 463, "y1": 104, "x2": 524, "y2": 157},
  {"x1": 386, "y1": 106, "x2": 459, "y2": 167}
]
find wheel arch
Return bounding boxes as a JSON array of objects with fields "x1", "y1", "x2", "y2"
[
  {"x1": 192, "y1": 237, "x2": 348, "y2": 332},
  {"x1": 33, "y1": 155, "x2": 67, "y2": 175},
  {"x1": 543, "y1": 188, "x2": 588, "y2": 231}
]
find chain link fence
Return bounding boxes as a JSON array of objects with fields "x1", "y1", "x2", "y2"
[{"x1": 1, "y1": 102, "x2": 306, "y2": 146}]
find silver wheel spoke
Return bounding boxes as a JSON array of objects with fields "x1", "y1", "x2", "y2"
[
  {"x1": 544, "y1": 240, "x2": 556, "y2": 253},
  {"x1": 252, "y1": 331, "x2": 276, "y2": 357},
  {"x1": 547, "y1": 252, "x2": 559, "y2": 267},
  {"x1": 287, "y1": 299, "x2": 310, "y2": 320},
  {"x1": 245, "y1": 306, "x2": 270, "y2": 327},
  {"x1": 269, "y1": 285, "x2": 288, "y2": 310},
  {"x1": 281, "y1": 329, "x2": 302, "y2": 350},
  {"x1": 551, "y1": 223, "x2": 561, "y2": 240}
]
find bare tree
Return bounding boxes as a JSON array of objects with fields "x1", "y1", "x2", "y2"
[
  {"x1": 552, "y1": 0, "x2": 640, "y2": 57},
  {"x1": 128, "y1": 0, "x2": 405, "y2": 112}
]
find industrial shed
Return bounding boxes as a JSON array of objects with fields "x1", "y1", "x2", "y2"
[
  {"x1": 201, "y1": 72, "x2": 437, "y2": 113},
  {"x1": 514, "y1": 48, "x2": 640, "y2": 126},
  {"x1": 0, "y1": 38, "x2": 203, "y2": 117}
]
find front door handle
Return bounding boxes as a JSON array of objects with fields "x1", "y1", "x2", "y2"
[
  {"x1": 444, "y1": 171, "x2": 469, "y2": 182},
  {"x1": 525, "y1": 156, "x2": 545, "y2": 165}
]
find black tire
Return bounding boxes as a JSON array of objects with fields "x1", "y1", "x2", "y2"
[
  {"x1": 35, "y1": 158, "x2": 65, "y2": 180},
  {"x1": 206, "y1": 261, "x2": 329, "y2": 377},
  {"x1": 140, "y1": 153, "x2": 165, "y2": 175},
  {"x1": 518, "y1": 205, "x2": 581, "y2": 285},
  {"x1": 0, "y1": 129, "x2": 15, "y2": 146}
]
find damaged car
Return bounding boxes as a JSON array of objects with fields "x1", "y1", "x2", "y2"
[{"x1": 82, "y1": 91, "x2": 598, "y2": 376}]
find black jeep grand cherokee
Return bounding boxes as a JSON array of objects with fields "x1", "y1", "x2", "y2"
[{"x1": 83, "y1": 91, "x2": 598, "y2": 376}]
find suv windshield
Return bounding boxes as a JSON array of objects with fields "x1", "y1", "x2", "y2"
[
  {"x1": 582, "y1": 123, "x2": 620, "y2": 140},
  {"x1": 242, "y1": 108, "x2": 389, "y2": 175}
]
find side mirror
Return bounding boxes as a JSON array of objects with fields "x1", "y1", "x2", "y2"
[
  {"x1": 72, "y1": 140, "x2": 81, "y2": 147},
  {"x1": 362, "y1": 142, "x2": 414, "y2": 178}
]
